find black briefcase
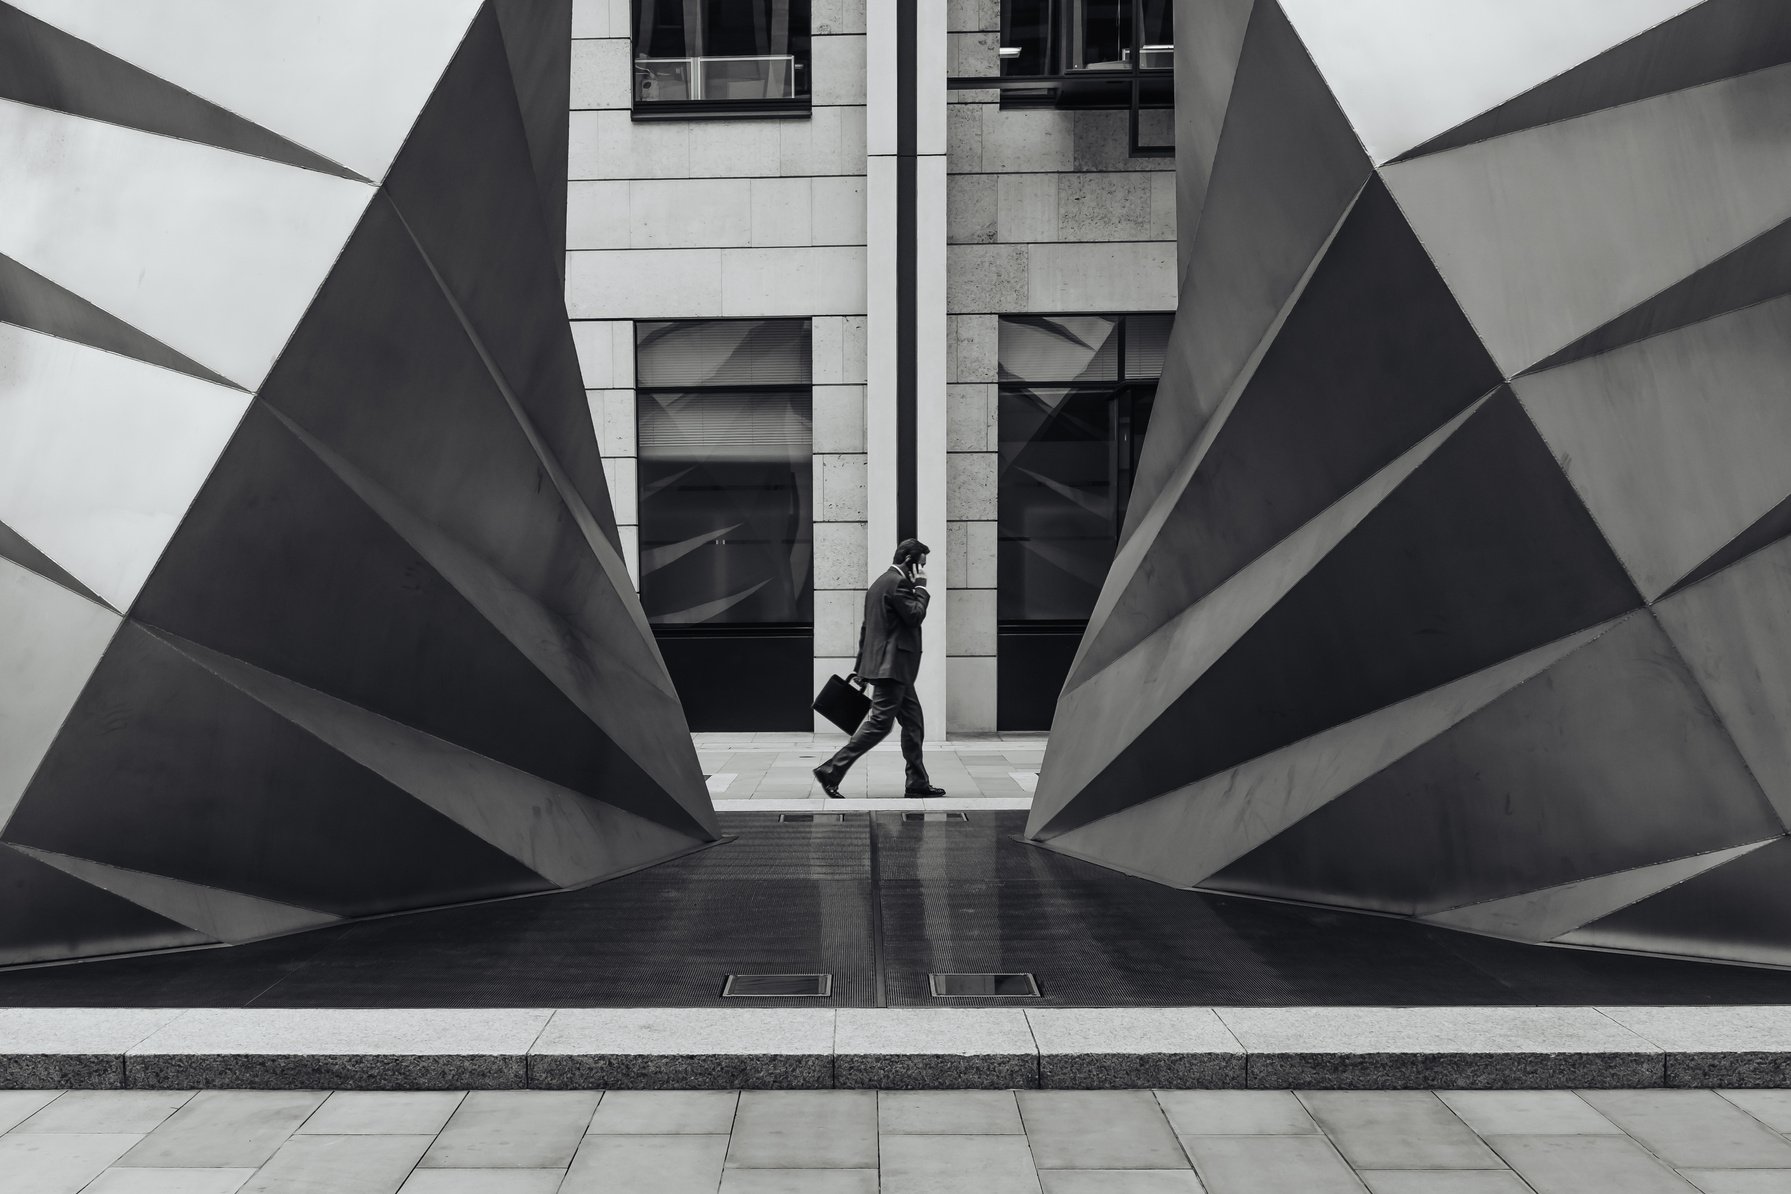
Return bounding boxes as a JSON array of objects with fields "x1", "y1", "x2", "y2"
[{"x1": 814, "y1": 672, "x2": 871, "y2": 733}]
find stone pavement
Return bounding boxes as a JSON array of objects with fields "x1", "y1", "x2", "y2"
[
  {"x1": 696, "y1": 732, "x2": 1045, "y2": 804},
  {"x1": 5, "y1": 1086, "x2": 1791, "y2": 1192}
]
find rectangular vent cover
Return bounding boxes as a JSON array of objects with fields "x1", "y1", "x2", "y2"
[
  {"x1": 779, "y1": 812, "x2": 846, "y2": 823},
  {"x1": 929, "y1": 972, "x2": 1040, "y2": 998},
  {"x1": 902, "y1": 811, "x2": 969, "y2": 822},
  {"x1": 723, "y1": 973, "x2": 834, "y2": 998}
]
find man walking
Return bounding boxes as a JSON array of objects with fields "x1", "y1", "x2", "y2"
[{"x1": 813, "y1": 538, "x2": 946, "y2": 798}]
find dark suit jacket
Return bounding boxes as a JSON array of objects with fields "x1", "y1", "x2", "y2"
[{"x1": 854, "y1": 567, "x2": 930, "y2": 685}]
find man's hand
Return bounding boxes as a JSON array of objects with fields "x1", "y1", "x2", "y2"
[{"x1": 909, "y1": 562, "x2": 927, "y2": 585}]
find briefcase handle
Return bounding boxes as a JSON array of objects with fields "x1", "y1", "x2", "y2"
[{"x1": 846, "y1": 671, "x2": 866, "y2": 691}]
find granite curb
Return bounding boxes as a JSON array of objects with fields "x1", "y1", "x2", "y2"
[{"x1": 3, "y1": 1006, "x2": 1791, "y2": 1090}]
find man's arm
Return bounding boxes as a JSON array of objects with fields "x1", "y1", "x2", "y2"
[{"x1": 887, "y1": 574, "x2": 930, "y2": 626}]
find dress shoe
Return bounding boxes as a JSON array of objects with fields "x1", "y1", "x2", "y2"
[
  {"x1": 813, "y1": 767, "x2": 844, "y2": 799},
  {"x1": 904, "y1": 784, "x2": 947, "y2": 797}
]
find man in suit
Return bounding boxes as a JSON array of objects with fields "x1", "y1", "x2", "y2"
[{"x1": 812, "y1": 538, "x2": 946, "y2": 798}]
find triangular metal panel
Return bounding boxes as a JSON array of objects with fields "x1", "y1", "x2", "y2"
[
  {"x1": 0, "y1": 98, "x2": 372, "y2": 389},
  {"x1": 0, "y1": 844, "x2": 211, "y2": 966},
  {"x1": 0, "y1": 323, "x2": 249, "y2": 611},
  {"x1": 0, "y1": 518, "x2": 106, "y2": 608},
  {"x1": 8, "y1": 0, "x2": 484, "y2": 182}
]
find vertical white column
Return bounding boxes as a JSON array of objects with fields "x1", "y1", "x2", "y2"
[
  {"x1": 864, "y1": 0, "x2": 900, "y2": 583},
  {"x1": 912, "y1": 0, "x2": 949, "y2": 740}
]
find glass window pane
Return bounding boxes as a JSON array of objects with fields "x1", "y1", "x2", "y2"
[
  {"x1": 1124, "y1": 313, "x2": 1172, "y2": 380},
  {"x1": 634, "y1": 0, "x2": 810, "y2": 102},
  {"x1": 638, "y1": 390, "x2": 813, "y2": 626},
  {"x1": 1002, "y1": 0, "x2": 1051, "y2": 76},
  {"x1": 998, "y1": 386, "x2": 1120, "y2": 621},
  {"x1": 636, "y1": 319, "x2": 812, "y2": 388},
  {"x1": 998, "y1": 315, "x2": 1120, "y2": 384}
]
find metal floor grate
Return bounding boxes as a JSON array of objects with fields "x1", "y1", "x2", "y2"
[
  {"x1": 723, "y1": 973, "x2": 834, "y2": 998},
  {"x1": 902, "y1": 811, "x2": 968, "y2": 823},
  {"x1": 929, "y1": 972, "x2": 1040, "y2": 997},
  {"x1": 780, "y1": 812, "x2": 847, "y2": 823}
]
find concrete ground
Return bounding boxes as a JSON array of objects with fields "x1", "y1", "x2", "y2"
[
  {"x1": 5, "y1": 1086, "x2": 1791, "y2": 1192},
  {"x1": 696, "y1": 732, "x2": 1046, "y2": 803}
]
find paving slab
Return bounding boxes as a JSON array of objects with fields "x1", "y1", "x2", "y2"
[
  {"x1": 1154, "y1": 1090, "x2": 1317, "y2": 1136},
  {"x1": 84, "y1": 1168, "x2": 257, "y2": 1193},
  {"x1": 587, "y1": 1089, "x2": 738, "y2": 1134},
  {"x1": 395, "y1": 1171, "x2": 563, "y2": 1193},
  {"x1": 126, "y1": 1009, "x2": 550, "y2": 1090},
  {"x1": 1436, "y1": 1090, "x2": 1621, "y2": 1136},
  {"x1": 880, "y1": 1133, "x2": 1044, "y2": 1194},
  {"x1": 1678, "y1": 1173, "x2": 1791, "y2": 1194},
  {"x1": 0, "y1": 1009, "x2": 185, "y2": 1089},
  {"x1": 1027, "y1": 1008, "x2": 1243, "y2": 1089},
  {"x1": 530, "y1": 1009, "x2": 835, "y2": 1089},
  {"x1": 1717, "y1": 1087, "x2": 1791, "y2": 1131},
  {"x1": 1179, "y1": 1134, "x2": 1364, "y2": 1194},
  {"x1": 239, "y1": 1132, "x2": 432, "y2": 1194},
  {"x1": 120, "y1": 1090, "x2": 326, "y2": 1168},
  {"x1": 719, "y1": 1169, "x2": 880, "y2": 1193},
  {"x1": 16, "y1": 1090, "x2": 194, "y2": 1134},
  {"x1": 1215, "y1": 1007, "x2": 1663, "y2": 1089},
  {"x1": 1037, "y1": 1174, "x2": 1205, "y2": 1193},
  {"x1": 836, "y1": 1009, "x2": 1038, "y2": 1089},
  {"x1": 561, "y1": 1133, "x2": 729, "y2": 1193},
  {"x1": 879, "y1": 1090, "x2": 1025, "y2": 1134},
  {"x1": 0, "y1": 1132, "x2": 144, "y2": 1194},
  {"x1": 1298, "y1": 1091, "x2": 1502, "y2": 1170},
  {"x1": 0, "y1": 1088, "x2": 65, "y2": 1131},
  {"x1": 419, "y1": 1090, "x2": 598, "y2": 1169},
  {"x1": 727, "y1": 1090, "x2": 878, "y2": 1168},
  {"x1": 1017, "y1": 1090, "x2": 1190, "y2": 1170},
  {"x1": 1579, "y1": 1089, "x2": 1791, "y2": 1169},
  {"x1": 297, "y1": 1092, "x2": 466, "y2": 1136},
  {"x1": 1359, "y1": 1174, "x2": 1531, "y2": 1193},
  {"x1": 1603, "y1": 1007, "x2": 1791, "y2": 1087},
  {"x1": 1485, "y1": 1135, "x2": 1698, "y2": 1194}
]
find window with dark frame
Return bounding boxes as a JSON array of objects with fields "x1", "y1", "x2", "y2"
[
  {"x1": 996, "y1": 0, "x2": 1173, "y2": 111},
  {"x1": 634, "y1": 319, "x2": 814, "y2": 630},
  {"x1": 633, "y1": 0, "x2": 812, "y2": 115},
  {"x1": 996, "y1": 312, "x2": 1168, "y2": 727}
]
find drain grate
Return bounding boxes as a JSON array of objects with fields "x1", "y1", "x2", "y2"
[
  {"x1": 722, "y1": 973, "x2": 833, "y2": 998},
  {"x1": 929, "y1": 972, "x2": 1041, "y2": 998},
  {"x1": 779, "y1": 812, "x2": 846, "y2": 823},
  {"x1": 902, "y1": 811, "x2": 969, "y2": 823}
]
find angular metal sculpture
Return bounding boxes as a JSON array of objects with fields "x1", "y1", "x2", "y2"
[
  {"x1": 0, "y1": 0, "x2": 718, "y2": 965},
  {"x1": 1031, "y1": 0, "x2": 1791, "y2": 967}
]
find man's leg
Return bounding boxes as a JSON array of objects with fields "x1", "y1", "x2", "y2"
[
  {"x1": 816, "y1": 682, "x2": 899, "y2": 786},
  {"x1": 896, "y1": 683, "x2": 933, "y2": 793}
]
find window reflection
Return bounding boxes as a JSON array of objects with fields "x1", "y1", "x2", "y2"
[
  {"x1": 634, "y1": 0, "x2": 810, "y2": 107},
  {"x1": 636, "y1": 320, "x2": 813, "y2": 627},
  {"x1": 999, "y1": 0, "x2": 1172, "y2": 109}
]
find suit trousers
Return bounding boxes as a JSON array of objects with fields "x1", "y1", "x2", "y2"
[{"x1": 816, "y1": 680, "x2": 930, "y2": 791}]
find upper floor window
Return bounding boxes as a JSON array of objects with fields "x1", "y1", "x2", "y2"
[
  {"x1": 999, "y1": 0, "x2": 1172, "y2": 109},
  {"x1": 633, "y1": 0, "x2": 812, "y2": 116}
]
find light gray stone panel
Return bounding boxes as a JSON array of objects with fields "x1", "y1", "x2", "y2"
[
  {"x1": 15, "y1": 1091, "x2": 194, "y2": 1135},
  {"x1": 245, "y1": 1133, "x2": 435, "y2": 1194},
  {"x1": 631, "y1": 178, "x2": 753, "y2": 249},
  {"x1": 812, "y1": 36, "x2": 868, "y2": 106},
  {"x1": 996, "y1": 174, "x2": 1058, "y2": 243},
  {"x1": 422, "y1": 1092, "x2": 600, "y2": 1170},
  {"x1": 947, "y1": 244, "x2": 1028, "y2": 313},
  {"x1": 729, "y1": 1092, "x2": 877, "y2": 1167},
  {"x1": 947, "y1": 655, "x2": 996, "y2": 733},
  {"x1": 814, "y1": 0, "x2": 868, "y2": 35},
  {"x1": 842, "y1": 315, "x2": 869, "y2": 383},
  {"x1": 571, "y1": 321, "x2": 634, "y2": 390},
  {"x1": 0, "y1": 1134, "x2": 153, "y2": 1192},
  {"x1": 815, "y1": 521, "x2": 868, "y2": 590},
  {"x1": 947, "y1": 0, "x2": 1000, "y2": 32},
  {"x1": 720, "y1": 246, "x2": 868, "y2": 316},
  {"x1": 687, "y1": 120, "x2": 784, "y2": 180},
  {"x1": 566, "y1": 249, "x2": 723, "y2": 318},
  {"x1": 565, "y1": 180, "x2": 630, "y2": 250},
  {"x1": 122, "y1": 1090, "x2": 328, "y2": 1168},
  {"x1": 946, "y1": 105, "x2": 984, "y2": 172},
  {"x1": 1601, "y1": 1006, "x2": 1791, "y2": 1088},
  {"x1": 881, "y1": 1135, "x2": 1042, "y2": 1193},
  {"x1": 947, "y1": 452, "x2": 998, "y2": 520},
  {"x1": 1057, "y1": 174, "x2": 1154, "y2": 241},
  {"x1": 879, "y1": 1091, "x2": 1023, "y2": 1135},
  {"x1": 1154, "y1": 1091, "x2": 1318, "y2": 1136},
  {"x1": 982, "y1": 108, "x2": 1074, "y2": 172},
  {"x1": 840, "y1": 106, "x2": 867, "y2": 172},
  {"x1": 947, "y1": 383, "x2": 997, "y2": 451},
  {"x1": 569, "y1": 38, "x2": 630, "y2": 110},
  {"x1": 298, "y1": 1092, "x2": 465, "y2": 1137},
  {"x1": 586, "y1": 389, "x2": 635, "y2": 458},
  {"x1": 1299, "y1": 1091, "x2": 1502, "y2": 1170},
  {"x1": 1017, "y1": 1090, "x2": 1190, "y2": 1169},
  {"x1": 817, "y1": 453, "x2": 868, "y2": 521},
  {"x1": 813, "y1": 177, "x2": 868, "y2": 246},
  {"x1": 568, "y1": 110, "x2": 690, "y2": 180},
  {"x1": 588, "y1": 1090, "x2": 739, "y2": 1135},
  {"x1": 0, "y1": 1009, "x2": 185, "y2": 1090},
  {"x1": 947, "y1": 520, "x2": 998, "y2": 589},
  {"x1": 1027, "y1": 242, "x2": 1177, "y2": 312},
  {"x1": 1068, "y1": 109, "x2": 1175, "y2": 171},
  {"x1": 947, "y1": 588, "x2": 996, "y2": 656},
  {"x1": 1436, "y1": 1091, "x2": 1622, "y2": 1138},
  {"x1": 815, "y1": 589, "x2": 863, "y2": 656},
  {"x1": 1151, "y1": 171, "x2": 1177, "y2": 241},
  {"x1": 0, "y1": 1090, "x2": 64, "y2": 1133},
  {"x1": 949, "y1": 314, "x2": 998, "y2": 382},
  {"x1": 948, "y1": 174, "x2": 997, "y2": 244},
  {"x1": 600, "y1": 456, "x2": 637, "y2": 525},
  {"x1": 530, "y1": 1010, "x2": 835, "y2": 1090},
  {"x1": 949, "y1": 32, "x2": 1000, "y2": 78},
  {"x1": 751, "y1": 177, "x2": 814, "y2": 248},
  {"x1": 813, "y1": 317, "x2": 847, "y2": 384},
  {"x1": 813, "y1": 385, "x2": 867, "y2": 453},
  {"x1": 571, "y1": 0, "x2": 628, "y2": 38}
]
